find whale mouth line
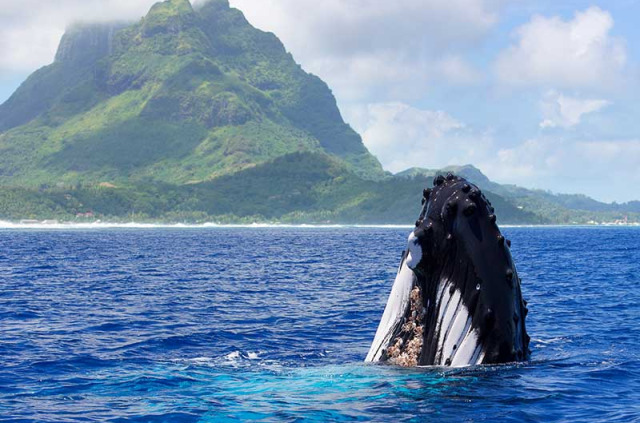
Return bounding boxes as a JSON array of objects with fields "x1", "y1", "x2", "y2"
[{"x1": 366, "y1": 174, "x2": 530, "y2": 367}]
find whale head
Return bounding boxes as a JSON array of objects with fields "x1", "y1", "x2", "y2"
[{"x1": 366, "y1": 174, "x2": 530, "y2": 367}]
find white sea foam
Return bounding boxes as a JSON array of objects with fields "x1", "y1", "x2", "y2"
[
  {"x1": 225, "y1": 351, "x2": 241, "y2": 360},
  {"x1": 0, "y1": 220, "x2": 414, "y2": 230}
]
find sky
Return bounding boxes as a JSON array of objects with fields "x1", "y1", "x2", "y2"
[{"x1": 1, "y1": 0, "x2": 639, "y2": 202}]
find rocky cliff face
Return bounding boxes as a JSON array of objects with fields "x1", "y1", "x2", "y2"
[{"x1": 54, "y1": 23, "x2": 124, "y2": 65}]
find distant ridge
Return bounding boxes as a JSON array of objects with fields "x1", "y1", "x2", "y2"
[
  {"x1": 396, "y1": 164, "x2": 640, "y2": 220},
  {"x1": 396, "y1": 165, "x2": 490, "y2": 185}
]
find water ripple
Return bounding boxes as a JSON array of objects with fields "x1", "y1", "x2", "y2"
[{"x1": 0, "y1": 227, "x2": 638, "y2": 422}]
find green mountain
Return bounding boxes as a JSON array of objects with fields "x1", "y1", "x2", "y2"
[{"x1": 0, "y1": 0, "x2": 383, "y2": 187}]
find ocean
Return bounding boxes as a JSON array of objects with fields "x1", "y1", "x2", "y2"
[{"x1": 0, "y1": 226, "x2": 638, "y2": 422}]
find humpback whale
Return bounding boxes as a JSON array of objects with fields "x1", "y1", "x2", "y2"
[{"x1": 366, "y1": 174, "x2": 530, "y2": 367}]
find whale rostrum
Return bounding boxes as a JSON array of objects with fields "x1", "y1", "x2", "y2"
[{"x1": 366, "y1": 174, "x2": 530, "y2": 366}]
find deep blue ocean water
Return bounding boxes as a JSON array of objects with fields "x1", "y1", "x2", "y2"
[{"x1": 0, "y1": 226, "x2": 639, "y2": 422}]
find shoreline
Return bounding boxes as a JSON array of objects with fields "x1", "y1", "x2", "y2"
[{"x1": 1, "y1": 221, "x2": 639, "y2": 230}]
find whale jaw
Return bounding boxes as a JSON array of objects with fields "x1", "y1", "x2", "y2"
[{"x1": 366, "y1": 174, "x2": 530, "y2": 367}]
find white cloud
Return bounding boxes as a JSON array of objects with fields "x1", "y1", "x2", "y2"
[
  {"x1": 230, "y1": 0, "x2": 500, "y2": 101},
  {"x1": 435, "y1": 55, "x2": 483, "y2": 85},
  {"x1": 0, "y1": 0, "x2": 159, "y2": 72},
  {"x1": 231, "y1": 0, "x2": 498, "y2": 57},
  {"x1": 483, "y1": 137, "x2": 640, "y2": 202},
  {"x1": 307, "y1": 54, "x2": 431, "y2": 103},
  {"x1": 484, "y1": 138, "x2": 560, "y2": 182},
  {"x1": 495, "y1": 7, "x2": 627, "y2": 89},
  {"x1": 347, "y1": 102, "x2": 487, "y2": 173},
  {"x1": 539, "y1": 90, "x2": 611, "y2": 129}
]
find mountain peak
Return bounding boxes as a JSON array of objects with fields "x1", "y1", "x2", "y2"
[
  {"x1": 142, "y1": 0, "x2": 196, "y2": 37},
  {"x1": 395, "y1": 164, "x2": 491, "y2": 185},
  {"x1": 148, "y1": 0, "x2": 194, "y2": 16},
  {"x1": 439, "y1": 164, "x2": 490, "y2": 184}
]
